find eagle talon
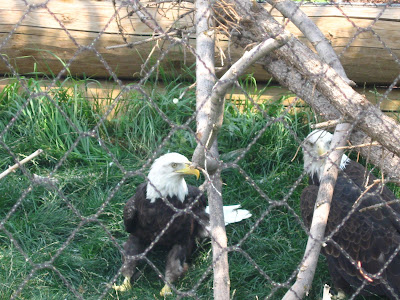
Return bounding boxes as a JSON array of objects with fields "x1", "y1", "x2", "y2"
[
  {"x1": 160, "y1": 284, "x2": 172, "y2": 297},
  {"x1": 112, "y1": 277, "x2": 131, "y2": 292}
]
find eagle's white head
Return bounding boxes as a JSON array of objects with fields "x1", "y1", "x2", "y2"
[
  {"x1": 302, "y1": 129, "x2": 350, "y2": 181},
  {"x1": 146, "y1": 152, "x2": 200, "y2": 203}
]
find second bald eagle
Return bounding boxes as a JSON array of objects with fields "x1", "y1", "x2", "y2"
[{"x1": 301, "y1": 130, "x2": 400, "y2": 299}]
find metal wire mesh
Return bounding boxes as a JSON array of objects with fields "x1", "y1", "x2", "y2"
[{"x1": 1, "y1": 0, "x2": 400, "y2": 299}]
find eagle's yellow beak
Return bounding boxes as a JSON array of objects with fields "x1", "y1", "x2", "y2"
[
  {"x1": 175, "y1": 163, "x2": 200, "y2": 179},
  {"x1": 316, "y1": 141, "x2": 328, "y2": 157}
]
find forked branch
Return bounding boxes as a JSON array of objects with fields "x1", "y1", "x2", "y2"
[{"x1": 192, "y1": 33, "x2": 289, "y2": 172}]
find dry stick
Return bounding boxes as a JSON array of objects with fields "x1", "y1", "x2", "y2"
[
  {"x1": 360, "y1": 198, "x2": 400, "y2": 212},
  {"x1": 283, "y1": 123, "x2": 352, "y2": 300},
  {"x1": 351, "y1": 131, "x2": 400, "y2": 183},
  {"x1": 207, "y1": 167, "x2": 230, "y2": 300},
  {"x1": 336, "y1": 142, "x2": 380, "y2": 150},
  {"x1": 310, "y1": 119, "x2": 341, "y2": 129},
  {"x1": 0, "y1": 149, "x2": 43, "y2": 180},
  {"x1": 194, "y1": 0, "x2": 230, "y2": 299},
  {"x1": 265, "y1": 0, "x2": 355, "y2": 86}
]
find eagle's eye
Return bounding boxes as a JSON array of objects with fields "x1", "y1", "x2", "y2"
[
  {"x1": 303, "y1": 140, "x2": 312, "y2": 147},
  {"x1": 171, "y1": 163, "x2": 178, "y2": 168}
]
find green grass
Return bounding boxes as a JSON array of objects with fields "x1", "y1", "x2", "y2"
[{"x1": 0, "y1": 75, "x2": 395, "y2": 300}]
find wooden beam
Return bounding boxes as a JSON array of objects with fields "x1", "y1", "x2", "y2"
[{"x1": 0, "y1": 1, "x2": 399, "y2": 84}]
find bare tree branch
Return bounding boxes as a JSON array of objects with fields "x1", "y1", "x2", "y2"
[
  {"x1": 149, "y1": 0, "x2": 195, "y2": 3},
  {"x1": 192, "y1": 33, "x2": 289, "y2": 171},
  {"x1": 194, "y1": 1, "x2": 230, "y2": 299},
  {"x1": 311, "y1": 119, "x2": 342, "y2": 129},
  {"x1": 207, "y1": 148, "x2": 231, "y2": 300},
  {"x1": 336, "y1": 141, "x2": 380, "y2": 151},
  {"x1": 283, "y1": 123, "x2": 352, "y2": 300},
  {"x1": 193, "y1": 0, "x2": 217, "y2": 171}
]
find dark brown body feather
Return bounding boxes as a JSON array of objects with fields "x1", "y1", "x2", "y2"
[
  {"x1": 121, "y1": 183, "x2": 208, "y2": 284},
  {"x1": 301, "y1": 160, "x2": 400, "y2": 299}
]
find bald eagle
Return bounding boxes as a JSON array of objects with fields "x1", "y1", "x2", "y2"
[
  {"x1": 300, "y1": 130, "x2": 400, "y2": 299},
  {"x1": 113, "y1": 152, "x2": 251, "y2": 296}
]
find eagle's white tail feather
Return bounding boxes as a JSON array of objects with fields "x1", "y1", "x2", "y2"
[{"x1": 205, "y1": 205, "x2": 252, "y2": 225}]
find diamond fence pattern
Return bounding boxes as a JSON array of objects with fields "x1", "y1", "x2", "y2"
[{"x1": 0, "y1": 0, "x2": 400, "y2": 299}]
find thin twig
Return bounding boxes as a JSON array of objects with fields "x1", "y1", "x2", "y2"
[
  {"x1": 360, "y1": 199, "x2": 400, "y2": 212},
  {"x1": 105, "y1": 31, "x2": 180, "y2": 49},
  {"x1": 0, "y1": 149, "x2": 43, "y2": 180},
  {"x1": 310, "y1": 119, "x2": 341, "y2": 129},
  {"x1": 336, "y1": 141, "x2": 380, "y2": 150}
]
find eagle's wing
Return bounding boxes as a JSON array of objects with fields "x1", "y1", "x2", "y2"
[
  {"x1": 123, "y1": 183, "x2": 146, "y2": 233},
  {"x1": 301, "y1": 174, "x2": 400, "y2": 296},
  {"x1": 327, "y1": 176, "x2": 400, "y2": 296}
]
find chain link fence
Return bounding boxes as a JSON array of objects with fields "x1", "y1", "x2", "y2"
[{"x1": 1, "y1": 0, "x2": 400, "y2": 299}]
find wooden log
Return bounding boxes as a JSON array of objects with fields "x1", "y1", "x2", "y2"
[{"x1": 0, "y1": 1, "x2": 399, "y2": 84}]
